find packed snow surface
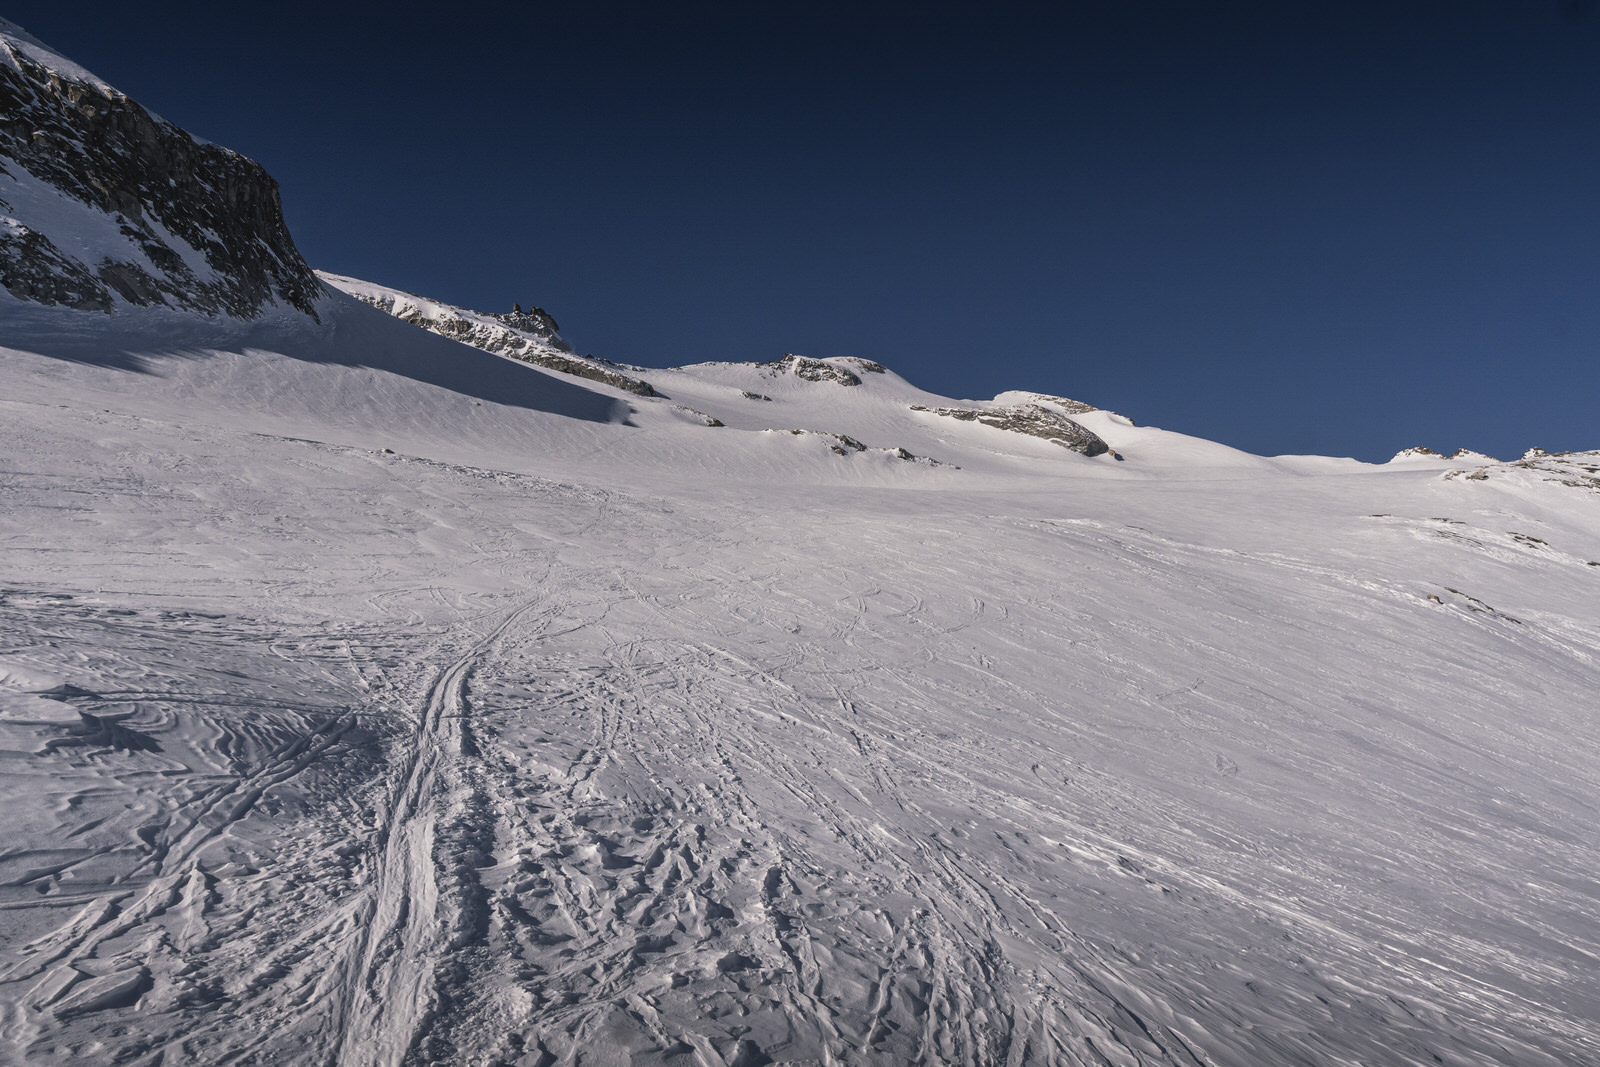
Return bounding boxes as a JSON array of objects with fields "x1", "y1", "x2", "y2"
[{"x1": 1, "y1": 291, "x2": 1599, "y2": 1066}]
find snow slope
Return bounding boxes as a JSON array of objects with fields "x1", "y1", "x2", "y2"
[
  {"x1": 2, "y1": 290, "x2": 1599, "y2": 1066},
  {"x1": 4, "y1": 20, "x2": 1600, "y2": 1065}
]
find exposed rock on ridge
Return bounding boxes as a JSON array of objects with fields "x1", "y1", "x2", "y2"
[
  {"x1": 741, "y1": 354, "x2": 887, "y2": 386},
  {"x1": 0, "y1": 20, "x2": 323, "y2": 318},
  {"x1": 910, "y1": 402, "x2": 1110, "y2": 457},
  {"x1": 1003, "y1": 391, "x2": 1098, "y2": 415},
  {"x1": 498, "y1": 304, "x2": 563, "y2": 346},
  {"x1": 1444, "y1": 448, "x2": 1600, "y2": 492},
  {"x1": 319, "y1": 272, "x2": 660, "y2": 397}
]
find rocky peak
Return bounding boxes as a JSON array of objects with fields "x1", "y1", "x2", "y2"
[
  {"x1": 497, "y1": 303, "x2": 564, "y2": 346},
  {"x1": 0, "y1": 20, "x2": 323, "y2": 318}
]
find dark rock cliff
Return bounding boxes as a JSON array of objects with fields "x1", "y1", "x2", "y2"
[{"x1": 0, "y1": 23, "x2": 324, "y2": 318}]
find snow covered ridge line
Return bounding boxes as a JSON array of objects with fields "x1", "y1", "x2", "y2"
[
  {"x1": 318, "y1": 261, "x2": 1129, "y2": 469},
  {"x1": 318, "y1": 272, "x2": 660, "y2": 397},
  {"x1": 678, "y1": 352, "x2": 889, "y2": 386},
  {"x1": 1440, "y1": 447, "x2": 1600, "y2": 490},
  {"x1": 0, "y1": 20, "x2": 323, "y2": 319},
  {"x1": 1388, "y1": 444, "x2": 1600, "y2": 490},
  {"x1": 760, "y1": 353, "x2": 886, "y2": 386},
  {"x1": 1390, "y1": 445, "x2": 1500, "y2": 463}
]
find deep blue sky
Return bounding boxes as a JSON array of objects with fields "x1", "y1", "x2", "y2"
[{"x1": 14, "y1": 1, "x2": 1599, "y2": 459}]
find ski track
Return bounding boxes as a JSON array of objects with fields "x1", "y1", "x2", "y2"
[{"x1": 328, "y1": 595, "x2": 551, "y2": 1067}]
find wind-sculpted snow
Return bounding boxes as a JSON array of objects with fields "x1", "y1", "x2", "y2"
[{"x1": 2, "y1": 326, "x2": 1599, "y2": 1064}]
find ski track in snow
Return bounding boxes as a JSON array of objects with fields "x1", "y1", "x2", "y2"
[{"x1": 1, "y1": 354, "x2": 1598, "y2": 1066}]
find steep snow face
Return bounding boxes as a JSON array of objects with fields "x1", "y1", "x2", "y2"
[{"x1": 0, "y1": 20, "x2": 323, "y2": 318}]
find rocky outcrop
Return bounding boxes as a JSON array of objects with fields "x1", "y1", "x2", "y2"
[
  {"x1": 1445, "y1": 449, "x2": 1600, "y2": 492},
  {"x1": 1392, "y1": 446, "x2": 1501, "y2": 464},
  {"x1": 0, "y1": 21, "x2": 323, "y2": 318},
  {"x1": 749, "y1": 354, "x2": 886, "y2": 386},
  {"x1": 778, "y1": 429, "x2": 953, "y2": 466},
  {"x1": 910, "y1": 402, "x2": 1110, "y2": 457},
  {"x1": 671, "y1": 405, "x2": 723, "y2": 427},
  {"x1": 498, "y1": 304, "x2": 565, "y2": 348}
]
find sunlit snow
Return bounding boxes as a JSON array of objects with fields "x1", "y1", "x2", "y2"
[{"x1": 2, "y1": 286, "x2": 1598, "y2": 1065}]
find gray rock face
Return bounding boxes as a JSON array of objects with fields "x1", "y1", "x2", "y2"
[
  {"x1": 0, "y1": 222, "x2": 113, "y2": 310},
  {"x1": 494, "y1": 305, "x2": 564, "y2": 347},
  {"x1": 910, "y1": 403, "x2": 1110, "y2": 457},
  {"x1": 0, "y1": 24, "x2": 324, "y2": 318}
]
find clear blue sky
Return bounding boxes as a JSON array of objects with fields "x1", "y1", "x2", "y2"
[{"x1": 13, "y1": 1, "x2": 1599, "y2": 460}]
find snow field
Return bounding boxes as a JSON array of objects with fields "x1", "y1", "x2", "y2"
[{"x1": 0, "y1": 301, "x2": 1597, "y2": 1063}]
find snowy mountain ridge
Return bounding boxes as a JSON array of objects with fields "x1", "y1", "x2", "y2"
[{"x1": 322, "y1": 271, "x2": 1129, "y2": 465}]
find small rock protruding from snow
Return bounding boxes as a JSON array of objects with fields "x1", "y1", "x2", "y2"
[
  {"x1": 671, "y1": 406, "x2": 724, "y2": 427},
  {"x1": 774, "y1": 429, "x2": 953, "y2": 465},
  {"x1": 1391, "y1": 446, "x2": 1445, "y2": 461}
]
